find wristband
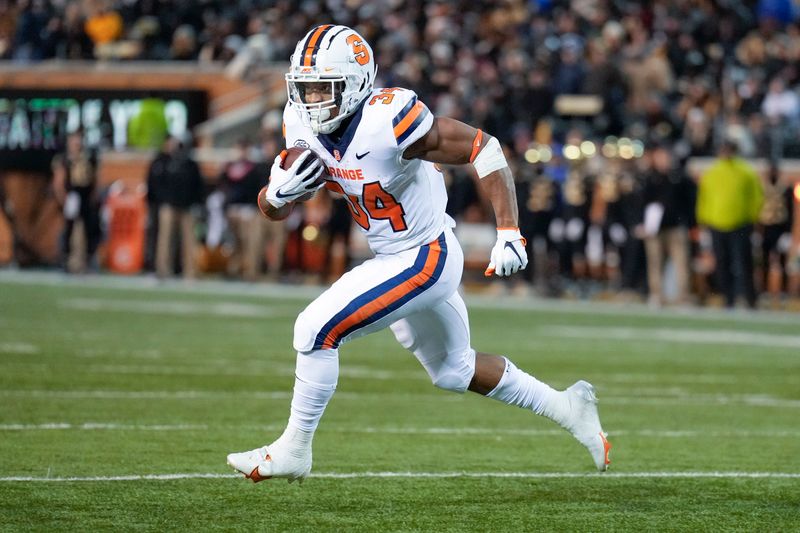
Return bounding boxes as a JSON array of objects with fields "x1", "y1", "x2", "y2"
[{"x1": 497, "y1": 227, "x2": 527, "y2": 246}]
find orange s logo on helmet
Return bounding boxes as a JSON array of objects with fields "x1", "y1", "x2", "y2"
[{"x1": 346, "y1": 34, "x2": 370, "y2": 66}]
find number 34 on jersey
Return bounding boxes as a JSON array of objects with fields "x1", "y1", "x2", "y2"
[{"x1": 327, "y1": 180, "x2": 407, "y2": 232}]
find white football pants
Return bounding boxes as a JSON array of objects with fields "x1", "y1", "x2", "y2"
[{"x1": 293, "y1": 227, "x2": 476, "y2": 392}]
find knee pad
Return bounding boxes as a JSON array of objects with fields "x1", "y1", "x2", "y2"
[
  {"x1": 429, "y1": 348, "x2": 476, "y2": 393},
  {"x1": 295, "y1": 349, "x2": 339, "y2": 389},
  {"x1": 293, "y1": 309, "x2": 323, "y2": 352}
]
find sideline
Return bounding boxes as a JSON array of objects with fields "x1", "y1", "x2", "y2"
[
  {"x1": 2, "y1": 471, "x2": 799, "y2": 482},
  {"x1": 2, "y1": 269, "x2": 799, "y2": 325}
]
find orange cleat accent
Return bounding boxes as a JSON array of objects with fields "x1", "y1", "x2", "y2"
[
  {"x1": 244, "y1": 454, "x2": 273, "y2": 483},
  {"x1": 600, "y1": 432, "x2": 611, "y2": 466}
]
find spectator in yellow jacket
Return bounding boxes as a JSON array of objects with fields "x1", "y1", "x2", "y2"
[
  {"x1": 128, "y1": 95, "x2": 168, "y2": 149},
  {"x1": 697, "y1": 140, "x2": 764, "y2": 308}
]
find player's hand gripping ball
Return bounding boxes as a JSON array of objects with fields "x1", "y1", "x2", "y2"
[{"x1": 258, "y1": 147, "x2": 326, "y2": 220}]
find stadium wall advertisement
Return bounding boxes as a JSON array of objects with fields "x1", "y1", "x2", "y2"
[
  {"x1": 0, "y1": 88, "x2": 207, "y2": 265},
  {"x1": 0, "y1": 88, "x2": 207, "y2": 172}
]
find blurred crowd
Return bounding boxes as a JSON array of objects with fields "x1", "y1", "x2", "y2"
[
  {"x1": 20, "y1": 0, "x2": 800, "y2": 307},
  {"x1": 59, "y1": 129, "x2": 798, "y2": 310},
  {"x1": 3, "y1": 0, "x2": 800, "y2": 157}
]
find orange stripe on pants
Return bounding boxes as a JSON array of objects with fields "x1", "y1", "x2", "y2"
[{"x1": 320, "y1": 240, "x2": 442, "y2": 349}]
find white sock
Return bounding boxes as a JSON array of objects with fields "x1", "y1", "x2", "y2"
[
  {"x1": 273, "y1": 424, "x2": 315, "y2": 459},
  {"x1": 287, "y1": 349, "x2": 338, "y2": 434},
  {"x1": 486, "y1": 357, "x2": 567, "y2": 421}
]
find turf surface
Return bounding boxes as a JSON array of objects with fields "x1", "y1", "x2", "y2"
[{"x1": 1, "y1": 273, "x2": 798, "y2": 531}]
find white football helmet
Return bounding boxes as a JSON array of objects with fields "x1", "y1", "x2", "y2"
[{"x1": 286, "y1": 25, "x2": 377, "y2": 135}]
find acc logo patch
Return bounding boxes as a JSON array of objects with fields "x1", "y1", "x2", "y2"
[{"x1": 294, "y1": 139, "x2": 310, "y2": 149}]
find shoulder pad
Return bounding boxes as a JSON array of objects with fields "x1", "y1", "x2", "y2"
[{"x1": 373, "y1": 88, "x2": 433, "y2": 149}]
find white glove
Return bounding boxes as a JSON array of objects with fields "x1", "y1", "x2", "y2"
[
  {"x1": 265, "y1": 150, "x2": 325, "y2": 208},
  {"x1": 485, "y1": 227, "x2": 528, "y2": 277}
]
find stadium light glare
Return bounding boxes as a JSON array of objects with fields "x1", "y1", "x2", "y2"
[
  {"x1": 302, "y1": 226, "x2": 319, "y2": 241},
  {"x1": 524, "y1": 148, "x2": 540, "y2": 163},
  {"x1": 580, "y1": 141, "x2": 596, "y2": 157},
  {"x1": 632, "y1": 140, "x2": 644, "y2": 158},
  {"x1": 539, "y1": 145, "x2": 553, "y2": 162},
  {"x1": 602, "y1": 143, "x2": 617, "y2": 158},
  {"x1": 563, "y1": 144, "x2": 581, "y2": 160}
]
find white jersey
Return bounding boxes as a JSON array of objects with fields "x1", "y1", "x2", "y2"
[{"x1": 283, "y1": 87, "x2": 453, "y2": 255}]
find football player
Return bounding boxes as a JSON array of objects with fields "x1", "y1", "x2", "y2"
[{"x1": 227, "y1": 25, "x2": 610, "y2": 482}]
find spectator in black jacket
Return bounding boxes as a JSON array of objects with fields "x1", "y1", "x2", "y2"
[
  {"x1": 52, "y1": 129, "x2": 101, "y2": 272},
  {"x1": 219, "y1": 139, "x2": 265, "y2": 281},
  {"x1": 640, "y1": 145, "x2": 696, "y2": 306},
  {"x1": 145, "y1": 139, "x2": 166, "y2": 272},
  {"x1": 148, "y1": 136, "x2": 204, "y2": 279}
]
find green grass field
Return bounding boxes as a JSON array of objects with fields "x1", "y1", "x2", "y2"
[{"x1": 1, "y1": 272, "x2": 799, "y2": 532}]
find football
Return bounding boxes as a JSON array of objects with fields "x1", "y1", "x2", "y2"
[
  {"x1": 257, "y1": 147, "x2": 326, "y2": 220},
  {"x1": 257, "y1": 185, "x2": 292, "y2": 220},
  {"x1": 282, "y1": 146, "x2": 327, "y2": 194},
  {"x1": 281, "y1": 146, "x2": 319, "y2": 170}
]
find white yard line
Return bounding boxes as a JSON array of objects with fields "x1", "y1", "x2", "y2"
[
  {"x1": 541, "y1": 326, "x2": 800, "y2": 350},
  {"x1": 0, "y1": 342, "x2": 39, "y2": 355},
  {"x1": 5, "y1": 360, "x2": 793, "y2": 386},
  {"x1": 0, "y1": 389, "x2": 460, "y2": 402},
  {"x1": 83, "y1": 363, "x2": 418, "y2": 381},
  {"x1": 0, "y1": 423, "x2": 211, "y2": 431},
  {"x1": 467, "y1": 298, "x2": 800, "y2": 326},
  {"x1": 597, "y1": 373, "x2": 744, "y2": 384},
  {"x1": 85, "y1": 363, "x2": 298, "y2": 378},
  {"x1": 2, "y1": 389, "x2": 797, "y2": 407},
  {"x1": 70, "y1": 364, "x2": 800, "y2": 385},
  {"x1": 315, "y1": 471, "x2": 800, "y2": 479},
  {"x1": 0, "y1": 471, "x2": 798, "y2": 482},
  {"x1": 0, "y1": 390, "x2": 292, "y2": 400},
  {"x1": 0, "y1": 361, "x2": 420, "y2": 381},
  {"x1": 0, "y1": 270, "x2": 326, "y2": 301},
  {"x1": 1, "y1": 423, "x2": 798, "y2": 439},
  {"x1": 59, "y1": 298, "x2": 289, "y2": 319},
  {"x1": 602, "y1": 395, "x2": 800, "y2": 408}
]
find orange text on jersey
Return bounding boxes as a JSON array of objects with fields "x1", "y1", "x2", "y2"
[{"x1": 329, "y1": 167, "x2": 365, "y2": 180}]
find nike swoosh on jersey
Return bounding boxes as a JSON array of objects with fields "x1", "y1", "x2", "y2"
[{"x1": 355, "y1": 151, "x2": 370, "y2": 159}]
